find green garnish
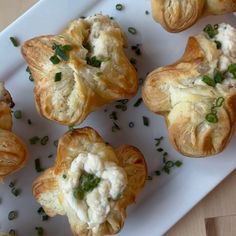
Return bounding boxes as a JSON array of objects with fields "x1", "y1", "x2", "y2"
[
  {"x1": 9, "y1": 182, "x2": 15, "y2": 188},
  {"x1": 165, "y1": 161, "x2": 175, "y2": 168},
  {"x1": 73, "y1": 172, "x2": 101, "y2": 200},
  {"x1": 35, "y1": 227, "x2": 44, "y2": 236},
  {"x1": 8, "y1": 211, "x2": 17, "y2": 220},
  {"x1": 63, "y1": 174, "x2": 67, "y2": 179},
  {"x1": 48, "y1": 154, "x2": 53, "y2": 158},
  {"x1": 175, "y1": 160, "x2": 183, "y2": 167},
  {"x1": 54, "y1": 72, "x2": 62, "y2": 82},
  {"x1": 53, "y1": 140, "x2": 58, "y2": 147},
  {"x1": 86, "y1": 56, "x2": 102, "y2": 68},
  {"x1": 202, "y1": 75, "x2": 215, "y2": 87},
  {"x1": 205, "y1": 113, "x2": 218, "y2": 123},
  {"x1": 129, "y1": 122, "x2": 134, "y2": 128},
  {"x1": 155, "y1": 170, "x2": 161, "y2": 176},
  {"x1": 133, "y1": 98, "x2": 143, "y2": 107},
  {"x1": 157, "y1": 148, "x2": 163, "y2": 152},
  {"x1": 214, "y1": 70, "x2": 224, "y2": 84},
  {"x1": 215, "y1": 97, "x2": 225, "y2": 107},
  {"x1": 10, "y1": 37, "x2": 19, "y2": 47},
  {"x1": 13, "y1": 110, "x2": 22, "y2": 119},
  {"x1": 163, "y1": 152, "x2": 168, "y2": 157},
  {"x1": 203, "y1": 24, "x2": 218, "y2": 38},
  {"x1": 155, "y1": 136, "x2": 163, "y2": 146},
  {"x1": 128, "y1": 27, "x2": 137, "y2": 35},
  {"x1": 40, "y1": 136, "x2": 49, "y2": 145},
  {"x1": 9, "y1": 229, "x2": 16, "y2": 236},
  {"x1": 11, "y1": 188, "x2": 20, "y2": 197},
  {"x1": 37, "y1": 207, "x2": 49, "y2": 221},
  {"x1": 68, "y1": 125, "x2": 74, "y2": 131},
  {"x1": 162, "y1": 166, "x2": 170, "y2": 174},
  {"x1": 27, "y1": 119, "x2": 32, "y2": 125},
  {"x1": 130, "y1": 57, "x2": 136, "y2": 65},
  {"x1": 52, "y1": 44, "x2": 72, "y2": 61},
  {"x1": 116, "y1": 3, "x2": 123, "y2": 11},
  {"x1": 109, "y1": 111, "x2": 118, "y2": 120},
  {"x1": 83, "y1": 42, "x2": 91, "y2": 51},
  {"x1": 228, "y1": 63, "x2": 236, "y2": 79},
  {"x1": 35, "y1": 158, "x2": 43, "y2": 172},
  {"x1": 50, "y1": 55, "x2": 60, "y2": 64},
  {"x1": 214, "y1": 40, "x2": 222, "y2": 49},
  {"x1": 26, "y1": 66, "x2": 34, "y2": 81},
  {"x1": 145, "y1": 10, "x2": 149, "y2": 15},
  {"x1": 29, "y1": 136, "x2": 40, "y2": 145},
  {"x1": 112, "y1": 122, "x2": 120, "y2": 132},
  {"x1": 143, "y1": 116, "x2": 149, "y2": 126}
]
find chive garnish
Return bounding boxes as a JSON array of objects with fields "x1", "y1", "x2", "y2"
[
  {"x1": 205, "y1": 113, "x2": 218, "y2": 123},
  {"x1": 162, "y1": 166, "x2": 170, "y2": 174},
  {"x1": 165, "y1": 161, "x2": 175, "y2": 168},
  {"x1": 128, "y1": 122, "x2": 134, "y2": 128},
  {"x1": 8, "y1": 211, "x2": 17, "y2": 220},
  {"x1": 9, "y1": 182, "x2": 15, "y2": 188},
  {"x1": 157, "y1": 148, "x2": 163, "y2": 152},
  {"x1": 202, "y1": 75, "x2": 215, "y2": 87},
  {"x1": 130, "y1": 57, "x2": 136, "y2": 65},
  {"x1": 52, "y1": 44, "x2": 72, "y2": 61},
  {"x1": 13, "y1": 110, "x2": 22, "y2": 119},
  {"x1": 54, "y1": 72, "x2": 62, "y2": 82},
  {"x1": 145, "y1": 10, "x2": 149, "y2": 15},
  {"x1": 214, "y1": 40, "x2": 222, "y2": 49},
  {"x1": 228, "y1": 63, "x2": 236, "y2": 79},
  {"x1": 86, "y1": 56, "x2": 101, "y2": 68},
  {"x1": 11, "y1": 187, "x2": 20, "y2": 197},
  {"x1": 214, "y1": 70, "x2": 224, "y2": 84},
  {"x1": 35, "y1": 227, "x2": 44, "y2": 236},
  {"x1": 109, "y1": 111, "x2": 118, "y2": 120},
  {"x1": 143, "y1": 116, "x2": 149, "y2": 126},
  {"x1": 26, "y1": 66, "x2": 34, "y2": 81},
  {"x1": 68, "y1": 125, "x2": 74, "y2": 131},
  {"x1": 48, "y1": 154, "x2": 53, "y2": 158},
  {"x1": 29, "y1": 136, "x2": 40, "y2": 145},
  {"x1": 53, "y1": 140, "x2": 58, "y2": 147},
  {"x1": 134, "y1": 98, "x2": 143, "y2": 107},
  {"x1": 37, "y1": 207, "x2": 49, "y2": 221},
  {"x1": 50, "y1": 55, "x2": 60, "y2": 64},
  {"x1": 215, "y1": 97, "x2": 225, "y2": 107},
  {"x1": 203, "y1": 24, "x2": 218, "y2": 38},
  {"x1": 40, "y1": 136, "x2": 49, "y2": 145},
  {"x1": 63, "y1": 174, "x2": 67, "y2": 179},
  {"x1": 112, "y1": 122, "x2": 120, "y2": 132},
  {"x1": 116, "y1": 3, "x2": 123, "y2": 11},
  {"x1": 163, "y1": 152, "x2": 168, "y2": 157},
  {"x1": 128, "y1": 27, "x2": 137, "y2": 35},
  {"x1": 9, "y1": 229, "x2": 16, "y2": 235},
  {"x1": 10, "y1": 37, "x2": 19, "y2": 47},
  {"x1": 35, "y1": 158, "x2": 43, "y2": 172},
  {"x1": 155, "y1": 170, "x2": 161, "y2": 176},
  {"x1": 175, "y1": 160, "x2": 183, "y2": 167},
  {"x1": 155, "y1": 136, "x2": 163, "y2": 146},
  {"x1": 27, "y1": 119, "x2": 32, "y2": 125}
]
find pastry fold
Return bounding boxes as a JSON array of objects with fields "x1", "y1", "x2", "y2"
[
  {"x1": 22, "y1": 14, "x2": 138, "y2": 126},
  {"x1": 33, "y1": 127, "x2": 147, "y2": 236},
  {"x1": 151, "y1": 0, "x2": 236, "y2": 32}
]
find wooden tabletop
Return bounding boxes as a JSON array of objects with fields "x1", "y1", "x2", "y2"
[{"x1": 1, "y1": 1, "x2": 236, "y2": 235}]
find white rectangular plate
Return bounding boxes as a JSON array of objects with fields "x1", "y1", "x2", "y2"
[{"x1": 0, "y1": 0, "x2": 236, "y2": 235}]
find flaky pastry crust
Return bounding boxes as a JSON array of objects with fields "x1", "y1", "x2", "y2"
[
  {"x1": 32, "y1": 127, "x2": 147, "y2": 236},
  {"x1": 151, "y1": 0, "x2": 236, "y2": 32},
  {"x1": 22, "y1": 14, "x2": 138, "y2": 126},
  {"x1": 142, "y1": 24, "x2": 236, "y2": 157},
  {"x1": 0, "y1": 83, "x2": 28, "y2": 180}
]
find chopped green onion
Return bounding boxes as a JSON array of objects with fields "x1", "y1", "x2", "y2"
[
  {"x1": 116, "y1": 3, "x2": 123, "y2": 11},
  {"x1": 143, "y1": 116, "x2": 149, "y2": 126},
  {"x1": 130, "y1": 57, "x2": 136, "y2": 65},
  {"x1": 86, "y1": 56, "x2": 101, "y2": 68},
  {"x1": 128, "y1": 122, "x2": 134, "y2": 128},
  {"x1": 40, "y1": 136, "x2": 49, "y2": 145},
  {"x1": 175, "y1": 160, "x2": 183, "y2": 167},
  {"x1": 10, "y1": 37, "x2": 19, "y2": 47},
  {"x1": 54, "y1": 72, "x2": 62, "y2": 82},
  {"x1": 68, "y1": 125, "x2": 74, "y2": 131},
  {"x1": 203, "y1": 24, "x2": 218, "y2": 38},
  {"x1": 48, "y1": 154, "x2": 53, "y2": 158},
  {"x1": 162, "y1": 166, "x2": 170, "y2": 174},
  {"x1": 228, "y1": 63, "x2": 236, "y2": 79},
  {"x1": 11, "y1": 187, "x2": 20, "y2": 197},
  {"x1": 202, "y1": 75, "x2": 215, "y2": 87},
  {"x1": 83, "y1": 42, "x2": 91, "y2": 51},
  {"x1": 9, "y1": 182, "x2": 15, "y2": 188},
  {"x1": 35, "y1": 227, "x2": 44, "y2": 236},
  {"x1": 155, "y1": 170, "x2": 161, "y2": 176},
  {"x1": 109, "y1": 111, "x2": 118, "y2": 120},
  {"x1": 52, "y1": 44, "x2": 72, "y2": 61},
  {"x1": 215, "y1": 97, "x2": 225, "y2": 107},
  {"x1": 133, "y1": 98, "x2": 143, "y2": 107},
  {"x1": 145, "y1": 10, "x2": 149, "y2": 15},
  {"x1": 27, "y1": 119, "x2": 32, "y2": 125},
  {"x1": 26, "y1": 66, "x2": 34, "y2": 82},
  {"x1": 155, "y1": 136, "x2": 163, "y2": 146},
  {"x1": 35, "y1": 158, "x2": 43, "y2": 172},
  {"x1": 50, "y1": 55, "x2": 60, "y2": 64},
  {"x1": 165, "y1": 161, "x2": 174, "y2": 168},
  {"x1": 53, "y1": 140, "x2": 58, "y2": 147},
  {"x1": 163, "y1": 152, "x2": 168, "y2": 156},
  {"x1": 214, "y1": 70, "x2": 224, "y2": 84},
  {"x1": 29, "y1": 136, "x2": 40, "y2": 145},
  {"x1": 128, "y1": 27, "x2": 137, "y2": 35},
  {"x1": 214, "y1": 40, "x2": 222, "y2": 49},
  {"x1": 157, "y1": 148, "x2": 163, "y2": 152},
  {"x1": 13, "y1": 110, "x2": 22, "y2": 119},
  {"x1": 8, "y1": 211, "x2": 17, "y2": 220},
  {"x1": 214, "y1": 24, "x2": 219, "y2": 30},
  {"x1": 112, "y1": 122, "x2": 120, "y2": 132},
  {"x1": 205, "y1": 113, "x2": 218, "y2": 123},
  {"x1": 63, "y1": 174, "x2": 67, "y2": 179},
  {"x1": 163, "y1": 157, "x2": 167, "y2": 163}
]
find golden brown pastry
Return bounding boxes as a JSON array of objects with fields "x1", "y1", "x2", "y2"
[
  {"x1": 0, "y1": 83, "x2": 28, "y2": 180},
  {"x1": 151, "y1": 0, "x2": 236, "y2": 32},
  {"x1": 143, "y1": 23, "x2": 236, "y2": 157},
  {"x1": 33, "y1": 127, "x2": 147, "y2": 236},
  {"x1": 21, "y1": 14, "x2": 138, "y2": 126}
]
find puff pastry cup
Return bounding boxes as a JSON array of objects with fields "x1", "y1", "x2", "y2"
[
  {"x1": 21, "y1": 14, "x2": 138, "y2": 126},
  {"x1": 0, "y1": 83, "x2": 28, "y2": 180},
  {"x1": 151, "y1": 0, "x2": 236, "y2": 32},
  {"x1": 143, "y1": 23, "x2": 236, "y2": 157},
  {"x1": 33, "y1": 127, "x2": 147, "y2": 236}
]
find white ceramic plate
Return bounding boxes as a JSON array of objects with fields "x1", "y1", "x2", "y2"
[{"x1": 0, "y1": 0, "x2": 236, "y2": 235}]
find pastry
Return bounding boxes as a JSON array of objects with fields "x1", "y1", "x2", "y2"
[
  {"x1": 0, "y1": 82, "x2": 28, "y2": 180},
  {"x1": 21, "y1": 14, "x2": 138, "y2": 126},
  {"x1": 151, "y1": 0, "x2": 236, "y2": 32},
  {"x1": 32, "y1": 127, "x2": 147, "y2": 236},
  {"x1": 143, "y1": 23, "x2": 236, "y2": 157}
]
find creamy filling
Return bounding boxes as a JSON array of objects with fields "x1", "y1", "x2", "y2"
[{"x1": 61, "y1": 152, "x2": 127, "y2": 230}]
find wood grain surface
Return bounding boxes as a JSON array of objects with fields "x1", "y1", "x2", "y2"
[{"x1": 1, "y1": 1, "x2": 236, "y2": 236}]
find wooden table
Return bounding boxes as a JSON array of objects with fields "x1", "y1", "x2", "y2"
[{"x1": 1, "y1": 1, "x2": 236, "y2": 235}]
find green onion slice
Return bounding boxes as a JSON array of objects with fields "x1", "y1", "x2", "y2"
[{"x1": 205, "y1": 113, "x2": 218, "y2": 123}]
